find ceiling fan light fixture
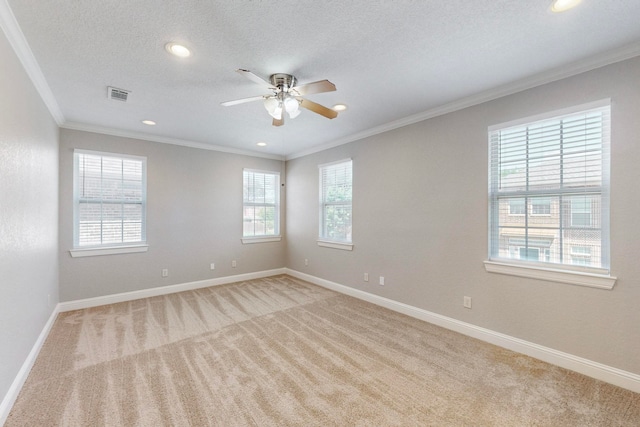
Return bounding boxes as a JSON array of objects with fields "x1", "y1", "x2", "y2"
[
  {"x1": 271, "y1": 106, "x2": 283, "y2": 120},
  {"x1": 288, "y1": 108, "x2": 301, "y2": 119},
  {"x1": 284, "y1": 96, "x2": 300, "y2": 114},
  {"x1": 263, "y1": 97, "x2": 278, "y2": 115},
  {"x1": 264, "y1": 96, "x2": 285, "y2": 120}
]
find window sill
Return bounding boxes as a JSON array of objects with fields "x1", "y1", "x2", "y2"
[
  {"x1": 241, "y1": 236, "x2": 282, "y2": 244},
  {"x1": 483, "y1": 260, "x2": 616, "y2": 290},
  {"x1": 317, "y1": 240, "x2": 353, "y2": 251},
  {"x1": 70, "y1": 244, "x2": 149, "y2": 258}
]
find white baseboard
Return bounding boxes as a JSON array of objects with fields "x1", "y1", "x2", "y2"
[
  {"x1": 58, "y1": 268, "x2": 287, "y2": 312},
  {"x1": 0, "y1": 304, "x2": 60, "y2": 426},
  {"x1": 285, "y1": 269, "x2": 640, "y2": 394}
]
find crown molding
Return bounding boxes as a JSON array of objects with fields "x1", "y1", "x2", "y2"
[
  {"x1": 286, "y1": 42, "x2": 640, "y2": 160},
  {"x1": 61, "y1": 122, "x2": 285, "y2": 161},
  {"x1": 0, "y1": 0, "x2": 64, "y2": 125}
]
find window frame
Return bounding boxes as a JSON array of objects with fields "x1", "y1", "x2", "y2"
[
  {"x1": 318, "y1": 159, "x2": 353, "y2": 251},
  {"x1": 70, "y1": 149, "x2": 148, "y2": 258},
  {"x1": 241, "y1": 168, "x2": 281, "y2": 244},
  {"x1": 485, "y1": 100, "x2": 615, "y2": 289}
]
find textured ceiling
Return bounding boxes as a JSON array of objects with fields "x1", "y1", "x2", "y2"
[{"x1": 4, "y1": 0, "x2": 640, "y2": 159}]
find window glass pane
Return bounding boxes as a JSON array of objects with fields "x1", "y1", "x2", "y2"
[
  {"x1": 242, "y1": 170, "x2": 279, "y2": 237},
  {"x1": 519, "y1": 247, "x2": 540, "y2": 261},
  {"x1": 323, "y1": 205, "x2": 352, "y2": 241},
  {"x1": 569, "y1": 196, "x2": 593, "y2": 227},
  {"x1": 508, "y1": 198, "x2": 525, "y2": 215},
  {"x1": 243, "y1": 206, "x2": 256, "y2": 236},
  {"x1": 320, "y1": 160, "x2": 353, "y2": 243},
  {"x1": 488, "y1": 103, "x2": 609, "y2": 271},
  {"x1": 530, "y1": 197, "x2": 551, "y2": 216},
  {"x1": 74, "y1": 151, "x2": 146, "y2": 247}
]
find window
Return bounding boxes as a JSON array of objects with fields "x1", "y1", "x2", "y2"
[
  {"x1": 319, "y1": 159, "x2": 353, "y2": 249},
  {"x1": 570, "y1": 196, "x2": 592, "y2": 227},
  {"x1": 519, "y1": 247, "x2": 540, "y2": 261},
  {"x1": 488, "y1": 101, "x2": 610, "y2": 279},
  {"x1": 243, "y1": 169, "x2": 280, "y2": 242},
  {"x1": 73, "y1": 150, "x2": 146, "y2": 252},
  {"x1": 509, "y1": 198, "x2": 550, "y2": 216},
  {"x1": 508, "y1": 198, "x2": 525, "y2": 215},
  {"x1": 531, "y1": 197, "x2": 551, "y2": 216},
  {"x1": 570, "y1": 245, "x2": 592, "y2": 266}
]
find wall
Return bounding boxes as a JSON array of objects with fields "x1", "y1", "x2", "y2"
[
  {"x1": 285, "y1": 56, "x2": 640, "y2": 376},
  {"x1": 0, "y1": 30, "x2": 59, "y2": 408},
  {"x1": 59, "y1": 129, "x2": 286, "y2": 301}
]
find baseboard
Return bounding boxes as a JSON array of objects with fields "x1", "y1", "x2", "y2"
[
  {"x1": 285, "y1": 269, "x2": 640, "y2": 394},
  {"x1": 0, "y1": 304, "x2": 60, "y2": 426},
  {"x1": 58, "y1": 268, "x2": 287, "y2": 312}
]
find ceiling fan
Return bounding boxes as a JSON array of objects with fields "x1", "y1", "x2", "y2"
[{"x1": 221, "y1": 69, "x2": 338, "y2": 127}]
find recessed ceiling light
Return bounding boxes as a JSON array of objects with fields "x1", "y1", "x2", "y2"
[
  {"x1": 256, "y1": 142, "x2": 267, "y2": 147},
  {"x1": 141, "y1": 120, "x2": 156, "y2": 126},
  {"x1": 550, "y1": 0, "x2": 582, "y2": 12},
  {"x1": 165, "y1": 42, "x2": 191, "y2": 58},
  {"x1": 332, "y1": 104, "x2": 347, "y2": 111}
]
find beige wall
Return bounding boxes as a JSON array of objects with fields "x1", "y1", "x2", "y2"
[
  {"x1": 285, "y1": 56, "x2": 640, "y2": 375},
  {"x1": 0, "y1": 31, "x2": 59, "y2": 402},
  {"x1": 58, "y1": 129, "x2": 286, "y2": 301}
]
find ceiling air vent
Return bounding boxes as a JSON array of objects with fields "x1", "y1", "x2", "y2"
[{"x1": 107, "y1": 86, "x2": 130, "y2": 102}]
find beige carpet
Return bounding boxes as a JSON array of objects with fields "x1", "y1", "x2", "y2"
[{"x1": 6, "y1": 275, "x2": 640, "y2": 426}]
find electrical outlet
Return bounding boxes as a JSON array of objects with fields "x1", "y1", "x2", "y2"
[
  {"x1": 304, "y1": 258, "x2": 308, "y2": 266},
  {"x1": 210, "y1": 263, "x2": 215, "y2": 270},
  {"x1": 379, "y1": 276, "x2": 385, "y2": 286},
  {"x1": 464, "y1": 296, "x2": 472, "y2": 309},
  {"x1": 364, "y1": 273, "x2": 369, "y2": 282},
  {"x1": 232, "y1": 260, "x2": 237, "y2": 268},
  {"x1": 162, "y1": 269, "x2": 169, "y2": 278}
]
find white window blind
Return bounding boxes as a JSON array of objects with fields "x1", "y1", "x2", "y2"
[
  {"x1": 243, "y1": 169, "x2": 280, "y2": 237},
  {"x1": 74, "y1": 150, "x2": 146, "y2": 248},
  {"x1": 319, "y1": 159, "x2": 352, "y2": 243},
  {"x1": 488, "y1": 102, "x2": 610, "y2": 273}
]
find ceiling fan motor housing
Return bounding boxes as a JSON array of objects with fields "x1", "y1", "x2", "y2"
[{"x1": 270, "y1": 73, "x2": 297, "y2": 92}]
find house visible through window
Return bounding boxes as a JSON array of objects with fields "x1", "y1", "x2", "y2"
[
  {"x1": 570, "y1": 196, "x2": 592, "y2": 227},
  {"x1": 488, "y1": 101, "x2": 610, "y2": 273},
  {"x1": 243, "y1": 169, "x2": 280, "y2": 238},
  {"x1": 73, "y1": 150, "x2": 146, "y2": 248},
  {"x1": 531, "y1": 197, "x2": 551, "y2": 215},
  {"x1": 570, "y1": 245, "x2": 592, "y2": 266},
  {"x1": 319, "y1": 159, "x2": 352, "y2": 245},
  {"x1": 508, "y1": 199, "x2": 525, "y2": 215}
]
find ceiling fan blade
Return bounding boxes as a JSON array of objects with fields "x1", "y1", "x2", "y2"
[
  {"x1": 221, "y1": 95, "x2": 265, "y2": 106},
  {"x1": 291, "y1": 79, "x2": 336, "y2": 96},
  {"x1": 236, "y1": 69, "x2": 273, "y2": 89},
  {"x1": 299, "y1": 98, "x2": 338, "y2": 119},
  {"x1": 272, "y1": 116, "x2": 284, "y2": 127}
]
